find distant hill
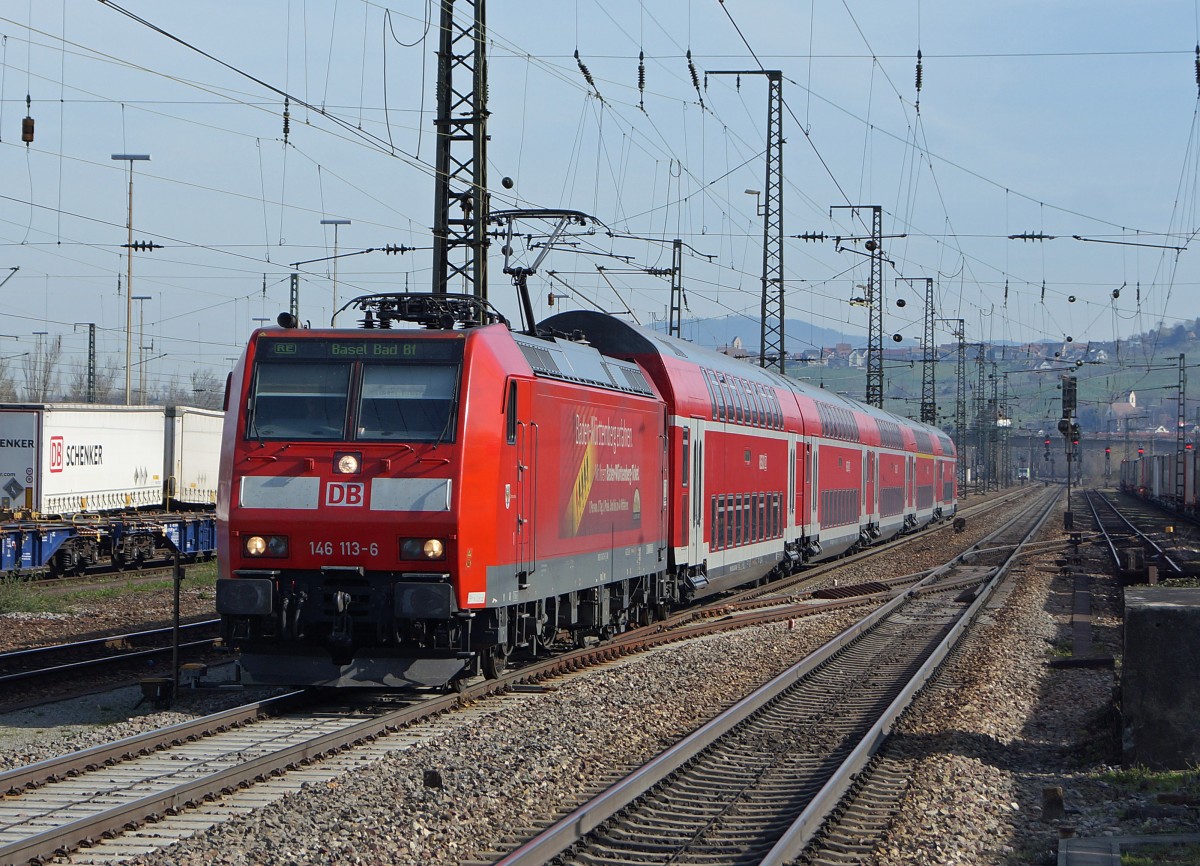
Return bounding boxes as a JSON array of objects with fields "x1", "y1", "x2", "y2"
[{"x1": 651, "y1": 315, "x2": 864, "y2": 353}]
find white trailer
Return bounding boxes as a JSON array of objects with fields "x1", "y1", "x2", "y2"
[
  {"x1": 165, "y1": 406, "x2": 222, "y2": 507},
  {"x1": 0, "y1": 404, "x2": 166, "y2": 515}
]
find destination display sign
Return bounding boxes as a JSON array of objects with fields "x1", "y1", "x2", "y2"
[{"x1": 259, "y1": 338, "x2": 463, "y2": 362}]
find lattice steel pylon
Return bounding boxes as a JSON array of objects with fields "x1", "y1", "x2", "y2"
[
  {"x1": 938, "y1": 318, "x2": 967, "y2": 492},
  {"x1": 710, "y1": 69, "x2": 784, "y2": 372},
  {"x1": 901, "y1": 277, "x2": 936, "y2": 423},
  {"x1": 85, "y1": 323, "x2": 96, "y2": 405},
  {"x1": 920, "y1": 278, "x2": 936, "y2": 424},
  {"x1": 1000, "y1": 372, "x2": 1011, "y2": 486},
  {"x1": 1177, "y1": 353, "x2": 1187, "y2": 507},
  {"x1": 974, "y1": 344, "x2": 987, "y2": 492},
  {"x1": 832, "y1": 205, "x2": 884, "y2": 406},
  {"x1": 669, "y1": 238, "x2": 684, "y2": 338},
  {"x1": 432, "y1": 0, "x2": 489, "y2": 302},
  {"x1": 289, "y1": 272, "x2": 300, "y2": 320}
]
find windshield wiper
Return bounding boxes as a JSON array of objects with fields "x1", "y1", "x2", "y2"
[{"x1": 431, "y1": 375, "x2": 461, "y2": 449}]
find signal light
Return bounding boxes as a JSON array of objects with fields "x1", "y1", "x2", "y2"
[
  {"x1": 1105, "y1": 447, "x2": 1111, "y2": 455},
  {"x1": 1188, "y1": 443, "x2": 1194, "y2": 451},
  {"x1": 1044, "y1": 438, "x2": 1051, "y2": 447},
  {"x1": 1138, "y1": 447, "x2": 1144, "y2": 456}
]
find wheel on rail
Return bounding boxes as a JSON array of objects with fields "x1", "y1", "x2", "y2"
[{"x1": 481, "y1": 643, "x2": 510, "y2": 679}]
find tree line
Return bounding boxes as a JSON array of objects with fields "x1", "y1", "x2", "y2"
[{"x1": 0, "y1": 335, "x2": 224, "y2": 409}]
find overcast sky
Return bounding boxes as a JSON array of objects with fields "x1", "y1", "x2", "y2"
[{"x1": 2, "y1": 1, "x2": 1198, "y2": 398}]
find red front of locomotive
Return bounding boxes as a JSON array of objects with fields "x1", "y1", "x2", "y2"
[{"x1": 216, "y1": 324, "x2": 513, "y2": 688}]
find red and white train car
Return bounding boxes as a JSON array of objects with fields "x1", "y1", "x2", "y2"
[{"x1": 216, "y1": 295, "x2": 955, "y2": 688}]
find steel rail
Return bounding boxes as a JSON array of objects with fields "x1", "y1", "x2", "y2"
[
  {"x1": 0, "y1": 638, "x2": 218, "y2": 688},
  {"x1": 1086, "y1": 488, "x2": 1183, "y2": 574},
  {"x1": 0, "y1": 491, "x2": 1024, "y2": 866},
  {"x1": 0, "y1": 691, "x2": 308, "y2": 795},
  {"x1": 761, "y1": 486, "x2": 1060, "y2": 864},
  {"x1": 492, "y1": 486, "x2": 1060, "y2": 866},
  {"x1": 0, "y1": 620, "x2": 220, "y2": 685}
]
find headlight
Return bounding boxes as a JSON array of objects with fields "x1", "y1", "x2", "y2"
[
  {"x1": 335, "y1": 452, "x2": 361, "y2": 474},
  {"x1": 244, "y1": 534, "x2": 288, "y2": 557},
  {"x1": 400, "y1": 537, "x2": 446, "y2": 560}
]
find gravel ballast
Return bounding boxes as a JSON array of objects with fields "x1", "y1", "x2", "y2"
[{"x1": 1, "y1": 492, "x2": 1190, "y2": 865}]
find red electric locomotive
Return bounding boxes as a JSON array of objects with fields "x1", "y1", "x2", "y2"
[{"x1": 216, "y1": 294, "x2": 955, "y2": 689}]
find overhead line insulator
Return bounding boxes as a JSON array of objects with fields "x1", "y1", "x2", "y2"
[
  {"x1": 686, "y1": 49, "x2": 705, "y2": 110},
  {"x1": 915, "y1": 48, "x2": 923, "y2": 112},
  {"x1": 574, "y1": 49, "x2": 600, "y2": 100},
  {"x1": 638, "y1": 50, "x2": 646, "y2": 112}
]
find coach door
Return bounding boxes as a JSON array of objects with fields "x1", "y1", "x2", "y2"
[
  {"x1": 681, "y1": 420, "x2": 705, "y2": 566},
  {"x1": 512, "y1": 381, "x2": 537, "y2": 587}
]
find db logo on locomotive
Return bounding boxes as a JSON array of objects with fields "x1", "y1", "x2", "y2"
[{"x1": 325, "y1": 481, "x2": 365, "y2": 507}]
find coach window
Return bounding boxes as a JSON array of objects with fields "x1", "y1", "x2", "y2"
[
  {"x1": 357, "y1": 364, "x2": 459, "y2": 442},
  {"x1": 713, "y1": 496, "x2": 724, "y2": 550},
  {"x1": 703, "y1": 370, "x2": 719, "y2": 421},
  {"x1": 714, "y1": 375, "x2": 728, "y2": 421},
  {"x1": 248, "y1": 362, "x2": 351, "y2": 440},
  {"x1": 681, "y1": 428, "x2": 691, "y2": 488}
]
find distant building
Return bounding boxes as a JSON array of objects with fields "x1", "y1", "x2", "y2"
[
  {"x1": 718, "y1": 335, "x2": 751, "y2": 359},
  {"x1": 1107, "y1": 391, "x2": 1139, "y2": 429}
]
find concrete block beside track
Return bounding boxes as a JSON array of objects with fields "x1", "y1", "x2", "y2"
[{"x1": 1121, "y1": 587, "x2": 1200, "y2": 769}]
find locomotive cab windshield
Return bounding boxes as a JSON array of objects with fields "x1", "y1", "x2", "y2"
[{"x1": 247, "y1": 336, "x2": 463, "y2": 442}]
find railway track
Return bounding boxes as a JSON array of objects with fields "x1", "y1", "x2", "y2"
[
  {"x1": 0, "y1": 490, "x2": 1033, "y2": 866},
  {"x1": 488, "y1": 486, "x2": 1060, "y2": 866},
  {"x1": 0, "y1": 619, "x2": 221, "y2": 688},
  {"x1": 1084, "y1": 488, "x2": 1198, "y2": 577}
]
